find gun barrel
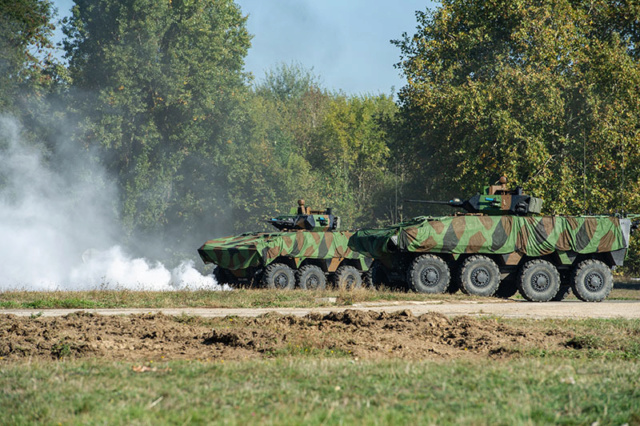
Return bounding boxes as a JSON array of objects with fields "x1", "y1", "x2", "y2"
[{"x1": 404, "y1": 199, "x2": 452, "y2": 205}]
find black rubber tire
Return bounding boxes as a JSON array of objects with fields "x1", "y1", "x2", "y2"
[
  {"x1": 459, "y1": 256, "x2": 501, "y2": 297},
  {"x1": 366, "y1": 260, "x2": 389, "y2": 290},
  {"x1": 263, "y1": 263, "x2": 296, "y2": 290},
  {"x1": 551, "y1": 285, "x2": 572, "y2": 301},
  {"x1": 406, "y1": 254, "x2": 450, "y2": 294},
  {"x1": 296, "y1": 265, "x2": 327, "y2": 290},
  {"x1": 362, "y1": 271, "x2": 373, "y2": 289},
  {"x1": 213, "y1": 266, "x2": 238, "y2": 286},
  {"x1": 334, "y1": 265, "x2": 363, "y2": 290},
  {"x1": 447, "y1": 263, "x2": 461, "y2": 294},
  {"x1": 212, "y1": 266, "x2": 227, "y2": 284},
  {"x1": 571, "y1": 259, "x2": 613, "y2": 302},
  {"x1": 494, "y1": 279, "x2": 519, "y2": 299},
  {"x1": 518, "y1": 259, "x2": 561, "y2": 302}
]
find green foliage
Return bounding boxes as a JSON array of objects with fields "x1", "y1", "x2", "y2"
[
  {"x1": 0, "y1": 0, "x2": 62, "y2": 112},
  {"x1": 393, "y1": 0, "x2": 640, "y2": 271},
  {"x1": 5, "y1": 0, "x2": 639, "y2": 275},
  {"x1": 394, "y1": 0, "x2": 640, "y2": 217},
  {"x1": 255, "y1": 62, "x2": 322, "y2": 101},
  {"x1": 226, "y1": 63, "x2": 398, "y2": 231},
  {"x1": 63, "y1": 0, "x2": 251, "y2": 250}
]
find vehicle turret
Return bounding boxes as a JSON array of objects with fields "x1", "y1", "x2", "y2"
[
  {"x1": 405, "y1": 177, "x2": 543, "y2": 216},
  {"x1": 267, "y1": 199, "x2": 340, "y2": 231},
  {"x1": 198, "y1": 198, "x2": 367, "y2": 291}
]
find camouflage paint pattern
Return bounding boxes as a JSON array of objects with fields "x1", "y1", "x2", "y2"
[
  {"x1": 268, "y1": 213, "x2": 337, "y2": 232},
  {"x1": 198, "y1": 230, "x2": 363, "y2": 271},
  {"x1": 349, "y1": 215, "x2": 631, "y2": 260}
]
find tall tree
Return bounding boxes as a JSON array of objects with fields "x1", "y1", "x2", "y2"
[
  {"x1": 394, "y1": 0, "x2": 640, "y2": 216},
  {"x1": 63, "y1": 0, "x2": 251, "y2": 253},
  {"x1": 228, "y1": 64, "x2": 398, "y2": 230},
  {"x1": 0, "y1": 0, "x2": 63, "y2": 112},
  {"x1": 308, "y1": 94, "x2": 397, "y2": 226},
  {"x1": 227, "y1": 64, "x2": 331, "y2": 231}
]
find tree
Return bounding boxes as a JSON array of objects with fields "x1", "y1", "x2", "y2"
[
  {"x1": 226, "y1": 64, "x2": 331, "y2": 231},
  {"x1": 63, "y1": 0, "x2": 251, "y2": 253},
  {"x1": 0, "y1": 0, "x2": 65, "y2": 112},
  {"x1": 394, "y1": 0, "x2": 640, "y2": 216},
  {"x1": 308, "y1": 94, "x2": 397, "y2": 226},
  {"x1": 227, "y1": 64, "x2": 398, "y2": 230}
]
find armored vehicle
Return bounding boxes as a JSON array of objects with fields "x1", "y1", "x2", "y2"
[
  {"x1": 349, "y1": 177, "x2": 639, "y2": 302},
  {"x1": 198, "y1": 200, "x2": 369, "y2": 290}
]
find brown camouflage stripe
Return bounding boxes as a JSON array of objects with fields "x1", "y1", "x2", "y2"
[
  {"x1": 199, "y1": 230, "x2": 365, "y2": 271},
  {"x1": 349, "y1": 215, "x2": 629, "y2": 260}
]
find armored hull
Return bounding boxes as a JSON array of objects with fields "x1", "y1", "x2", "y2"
[
  {"x1": 198, "y1": 201, "x2": 369, "y2": 290},
  {"x1": 349, "y1": 179, "x2": 637, "y2": 302},
  {"x1": 351, "y1": 215, "x2": 631, "y2": 263}
]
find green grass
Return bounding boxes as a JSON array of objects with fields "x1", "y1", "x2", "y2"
[
  {"x1": 2, "y1": 306, "x2": 640, "y2": 424},
  {"x1": 0, "y1": 287, "x2": 484, "y2": 310},
  {"x1": 1, "y1": 279, "x2": 638, "y2": 310},
  {"x1": 1, "y1": 358, "x2": 638, "y2": 425}
]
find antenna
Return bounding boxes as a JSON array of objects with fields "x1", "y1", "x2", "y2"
[
  {"x1": 394, "y1": 160, "x2": 398, "y2": 223},
  {"x1": 620, "y1": 140, "x2": 626, "y2": 213},
  {"x1": 583, "y1": 137, "x2": 587, "y2": 214}
]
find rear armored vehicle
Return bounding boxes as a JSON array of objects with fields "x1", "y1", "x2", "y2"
[
  {"x1": 349, "y1": 177, "x2": 639, "y2": 302},
  {"x1": 198, "y1": 200, "x2": 369, "y2": 290}
]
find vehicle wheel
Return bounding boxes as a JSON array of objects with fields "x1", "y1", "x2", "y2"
[
  {"x1": 571, "y1": 259, "x2": 613, "y2": 302},
  {"x1": 518, "y1": 259, "x2": 561, "y2": 302},
  {"x1": 213, "y1": 267, "x2": 234, "y2": 285},
  {"x1": 365, "y1": 261, "x2": 389, "y2": 290},
  {"x1": 296, "y1": 265, "x2": 327, "y2": 290},
  {"x1": 334, "y1": 265, "x2": 363, "y2": 290},
  {"x1": 406, "y1": 254, "x2": 450, "y2": 294},
  {"x1": 447, "y1": 263, "x2": 461, "y2": 294},
  {"x1": 494, "y1": 279, "x2": 518, "y2": 299},
  {"x1": 459, "y1": 256, "x2": 501, "y2": 297},
  {"x1": 263, "y1": 263, "x2": 296, "y2": 290},
  {"x1": 551, "y1": 285, "x2": 572, "y2": 301},
  {"x1": 212, "y1": 266, "x2": 226, "y2": 284}
]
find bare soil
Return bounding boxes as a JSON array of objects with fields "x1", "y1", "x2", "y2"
[{"x1": 0, "y1": 310, "x2": 576, "y2": 362}]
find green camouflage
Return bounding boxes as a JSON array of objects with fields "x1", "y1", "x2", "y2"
[
  {"x1": 349, "y1": 215, "x2": 632, "y2": 261},
  {"x1": 198, "y1": 200, "x2": 369, "y2": 289},
  {"x1": 268, "y1": 213, "x2": 337, "y2": 232},
  {"x1": 198, "y1": 230, "x2": 365, "y2": 271},
  {"x1": 348, "y1": 179, "x2": 638, "y2": 301}
]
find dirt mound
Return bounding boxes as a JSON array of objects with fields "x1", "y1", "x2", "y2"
[{"x1": 0, "y1": 310, "x2": 573, "y2": 362}]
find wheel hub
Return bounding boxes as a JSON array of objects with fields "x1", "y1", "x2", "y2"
[
  {"x1": 585, "y1": 272, "x2": 604, "y2": 292},
  {"x1": 308, "y1": 275, "x2": 319, "y2": 288},
  {"x1": 275, "y1": 272, "x2": 289, "y2": 288},
  {"x1": 421, "y1": 267, "x2": 439, "y2": 287},
  {"x1": 471, "y1": 267, "x2": 490, "y2": 288},
  {"x1": 532, "y1": 272, "x2": 550, "y2": 292}
]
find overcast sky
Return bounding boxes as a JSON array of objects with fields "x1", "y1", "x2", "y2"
[{"x1": 51, "y1": 0, "x2": 437, "y2": 95}]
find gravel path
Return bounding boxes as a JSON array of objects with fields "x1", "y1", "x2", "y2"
[{"x1": 2, "y1": 299, "x2": 639, "y2": 319}]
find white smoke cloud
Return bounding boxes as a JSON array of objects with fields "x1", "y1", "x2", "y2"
[{"x1": 0, "y1": 115, "x2": 227, "y2": 291}]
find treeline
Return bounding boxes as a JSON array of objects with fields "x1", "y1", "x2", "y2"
[{"x1": 2, "y1": 0, "x2": 639, "y2": 271}]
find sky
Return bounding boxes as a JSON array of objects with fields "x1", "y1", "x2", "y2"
[{"x1": 51, "y1": 0, "x2": 437, "y2": 96}]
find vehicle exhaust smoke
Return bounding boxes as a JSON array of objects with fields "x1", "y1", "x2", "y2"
[{"x1": 0, "y1": 115, "x2": 226, "y2": 291}]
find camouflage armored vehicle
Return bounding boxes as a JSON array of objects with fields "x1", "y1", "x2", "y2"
[
  {"x1": 349, "y1": 177, "x2": 639, "y2": 302},
  {"x1": 198, "y1": 200, "x2": 369, "y2": 290}
]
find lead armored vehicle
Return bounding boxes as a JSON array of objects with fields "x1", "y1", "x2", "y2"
[
  {"x1": 198, "y1": 200, "x2": 369, "y2": 290},
  {"x1": 349, "y1": 177, "x2": 639, "y2": 302}
]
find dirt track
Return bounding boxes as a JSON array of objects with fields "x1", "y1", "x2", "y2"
[
  {"x1": 0, "y1": 310, "x2": 583, "y2": 362},
  {"x1": 2, "y1": 301, "x2": 639, "y2": 363},
  {"x1": 2, "y1": 299, "x2": 640, "y2": 319}
]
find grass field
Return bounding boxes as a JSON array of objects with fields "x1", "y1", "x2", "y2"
[
  {"x1": 1, "y1": 279, "x2": 638, "y2": 310},
  {"x1": 2, "y1": 357, "x2": 639, "y2": 425},
  {"x1": 1, "y1": 282, "x2": 640, "y2": 425}
]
